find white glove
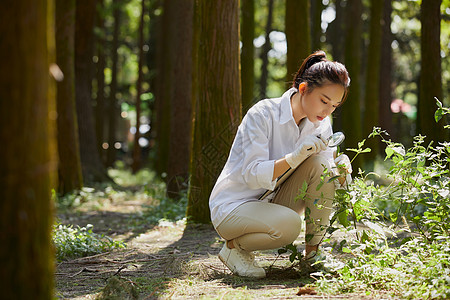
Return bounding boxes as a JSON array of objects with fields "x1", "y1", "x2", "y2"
[
  {"x1": 334, "y1": 154, "x2": 353, "y2": 187},
  {"x1": 285, "y1": 135, "x2": 327, "y2": 168},
  {"x1": 334, "y1": 154, "x2": 352, "y2": 174}
]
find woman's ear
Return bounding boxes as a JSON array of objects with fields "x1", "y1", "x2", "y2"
[{"x1": 298, "y1": 82, "x2": 308, "y2": 94}]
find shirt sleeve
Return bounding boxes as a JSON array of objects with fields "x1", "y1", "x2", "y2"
[{"x1": 235, "y1": 108, "x2": 277, "y2": 191}]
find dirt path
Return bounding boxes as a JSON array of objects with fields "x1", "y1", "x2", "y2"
[{"x1": 55, "y1": 195, "x2": 377, "y2": 299}]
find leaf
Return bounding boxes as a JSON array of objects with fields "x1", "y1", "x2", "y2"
[
  {"x1": 338, "y1": 210, "x2": 350, "y2": 227},
  {"x1": 390, "y1": 212, "x2": 398, "y2": 223},
  {"x1": 278, "y1": 248, "x2": 288, "y2": 255},
  {"x1": 342, "y1": 247, "x2": 352, "y2": 253},
  {"x1": 435, "y1": 108, "x2": 444, "y2": 122}
]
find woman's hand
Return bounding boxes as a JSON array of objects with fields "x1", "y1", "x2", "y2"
[
  {"x1": 334, "y1": 154, "x2": 352, "y2": 186},
  {"x1": 285, "y1": 135, "x2": 327, "y2": 169}
]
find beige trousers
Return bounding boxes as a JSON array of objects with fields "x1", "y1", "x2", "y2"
[{"x1": 216, "y1": 154, "x2": 335, "y2": 251}]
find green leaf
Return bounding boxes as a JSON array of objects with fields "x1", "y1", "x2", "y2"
[
  {"x1": 435, "y1": 109, "x2": 444, "y2": 123},
  {"x1": 342, "y1": 247, "x2": 352, "y2": 253},
  {"x1": 338, "y1": 210, "x2": 350, "y2": 227}
]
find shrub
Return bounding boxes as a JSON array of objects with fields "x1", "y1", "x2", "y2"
[{"x1": 53, "y1": 223, "x2": 126, "y2": 261}]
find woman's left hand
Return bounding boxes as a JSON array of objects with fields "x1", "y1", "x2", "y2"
[{"x1": 334, "y1": 154, "x2": 352, "y2": 175}]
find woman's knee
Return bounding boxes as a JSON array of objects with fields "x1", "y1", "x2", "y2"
[{"x1": 271, "y1": 208, "x2": 302, "y2": 244}]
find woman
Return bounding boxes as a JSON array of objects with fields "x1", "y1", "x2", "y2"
[{"x1": 209, "y1": 50, "x2": 352, "y2": 278}]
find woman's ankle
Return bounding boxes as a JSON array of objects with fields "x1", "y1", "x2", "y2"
[
  {"x1": 227, "y1": 240, "x2": 235, "y2": 249},
  {"x1": 305, "y1": 244, "x2": 319, "y2": 256}
]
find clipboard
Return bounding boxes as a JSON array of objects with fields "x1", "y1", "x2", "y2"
[{"x1": 258, "y1": 166, "x2": 296, "y2": 200}]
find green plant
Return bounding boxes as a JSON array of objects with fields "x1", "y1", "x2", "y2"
[
  {"x1": 53, "y1": 223, "x2": 126, "y2": 261},
  {"x1": 282, "y1": 99, "x2": 450, "y2": 299}
]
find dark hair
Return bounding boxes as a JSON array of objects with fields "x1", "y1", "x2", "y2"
[{"x1": 292, "y1": 50, "x2": 350, "y2": 103}]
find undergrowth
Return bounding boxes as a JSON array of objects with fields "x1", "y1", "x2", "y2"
[
  {"x1": 53, "y1": 161, "x2": 188, "y2": 261},
  {"x1": 53, "y1": 223, "x2": 126, "y2": 261},
  {"x1": 288, "y1": 99, "x2": 450, "y2": 299}
]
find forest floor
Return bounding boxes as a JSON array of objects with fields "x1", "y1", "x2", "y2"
[{"x1": 54, "y1": 181, "x2": 391, "y2": 300}]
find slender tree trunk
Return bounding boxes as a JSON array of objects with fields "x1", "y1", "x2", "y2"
[
  {"x1": 166, "y1": 0, "x2": 194, "y2": 198},
  {"x1": 419, "y1": 0, "x2": 444, "y2": 144},
  {"x1": 95, "y1": 0, "x2": 107, "y2": 161},
  {"x1": 259, "y1": 0, "x2": 274, "y2": 99},
  {"x1": 363, "y1": 0, "x2": 384, "y2": 162},
  {"x1": 342, "y1": 0, "x2": 363, "y2": 170},
  {"x1": 155, "y1": 0, "x2": 176, "y2": 176},
  {"x1": 0, "y1": 0, "x2": 56, "y2": 297},
  {"x1": 187, "y1": 0, "x2": 242, "y2": 224},
  {"x1": 132, "y1": 0, "x2": 147, "y2": 173},
  {"x1": 286, "y1": 0, "x2": 311, "y2": 87},
  {"x1": 241, "y1": 0, "x2": 255, "y2": 112},
  {"x1": 106, "y1": 0, "x2": 121, "y2": 167},
  {"x1": 327, "y1": 0, "x2": 346, "y2": 132},
  {"x1": 327, "y1": 0, "x2": 346, "y2": 62},
  {"x1": 75, "y1": 0, "x2": 108, "y2": 183},
  {"x1": 379, "y1": 0, "x2": 393, "y2": 140},
  {"x1": 56, "y1": 0, "x2": 83, "y2": 194},
  {"x1": 310, "y1": 0, "x2": 324, "y2": 51},
  {"x1": 146, "y1": 0, "x2": 163, "y2": 170}
]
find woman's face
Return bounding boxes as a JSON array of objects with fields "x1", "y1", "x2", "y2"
[{"x1": 300, "y1": 83, "x2": 345, "y2": 123}]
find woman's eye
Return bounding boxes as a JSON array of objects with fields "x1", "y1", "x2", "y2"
[{"x1": 321, "y1": 99, "x2": 327, "y2": 105}]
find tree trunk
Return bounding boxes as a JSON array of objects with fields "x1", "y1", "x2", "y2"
[
  {"x1": 187, "y1": 0, "x2": 242, "y2": 224},
  {"x1": 327, "y1": 0, "x2": 346, "y2": 62},
  {"x1": 286, "y1": 0, "x2": 311, "y2": 87},
  {"x1": 342, "y1": 0, "x2": 363, "y2": 170},
  {"x1": 95, "y1": 0, "x2": 107, "y2": 162},
  {"x1": 259, "y1": 0, "x2": 274, "y2": 99},
  {"x1": 310, "y1": 0, "x2": 324, "y2": 51},
  {"x1": 0, "y1": 0, "x2": 56, "y2": 297},
  {"x1": 75, "y1": 0, "x2": 108, "y2": 183},
  {"x1": 166, "y1": 0, "x2": 194, "y2": 199},
  {"x1": 379, "y1": 0, "x2": 393, "y2": 140},
  {"x1": 419, "y1": 0, "x2": 444, "y2": 144},
  {"x1": 106, "y1": 0, "x2": 121, "y2": 167},
  {"x1": 132, "y1": 0, "x2": 147, "y2": 173},
  {"x1": 363, "y1": 0, "x2": 384, "y2": 163},
  {"x1": 241, "y1": 0, "x2": 255, "y2": 112},
  {"x1": 154, "y1": 0, "x2": 176, "y2": 176},
  {"x1": 56, "y1": 0, "x2": 83, "y2": 194},
  {"x1": 146, "y1": 0, "x2": 163, "y2": 171}
]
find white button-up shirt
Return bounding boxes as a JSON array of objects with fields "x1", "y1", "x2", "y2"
[{"x1": 209, "y1": 88, "x2": 335, "y2": 228}]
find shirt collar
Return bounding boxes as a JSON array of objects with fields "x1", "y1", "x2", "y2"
[{"x1": 279, "y1": 88, "x2": 297, "y2": 125}]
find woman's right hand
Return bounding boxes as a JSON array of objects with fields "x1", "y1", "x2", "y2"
[{"x1": 285, "y1": 135, "x2": 327, "y2": 168}]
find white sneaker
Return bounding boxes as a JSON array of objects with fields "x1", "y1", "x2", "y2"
[{"x1": 218, "y1": 243, "x2": 266, "y2": 278}]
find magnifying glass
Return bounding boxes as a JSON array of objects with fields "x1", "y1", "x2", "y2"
[
  {"x1": 307, "y1": 131, "x2": 345, "y2": 151},
  {"x1": 327, "y1": 131, "x2": 345, "y2": 147}
]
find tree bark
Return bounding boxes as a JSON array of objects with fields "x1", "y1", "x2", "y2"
[
  {"x1": 342, "y1": 0, "x2": 363, "y2": 170},
  {"x1": 187, "y1": 0, "x2": 242, "y2": 224},
  {"x1": 419, "y1": 0, "x2": 445, "y2": 144},
  {"x1": 310, "y1": 0, "x2": 324, "y2": 51},
  {"x1": 75, "y1": 0, "x2": 108, "y2": 183},
  {"x1": 106, "y1": 0, "x2": 121, "y2": 167},
  {"x1": 0, "y1": 0, "x2": 56, "y2": 297},
  {"x1": 166, "y1": 0, "x2": 194, "y2": 198},
  {"x1": 95, "y1": 0, "x2": 107, "y2": 161},
  {"x1": 379, "y1": 0, "x2": 393, "y2": 140},
  {"x1": 132, "y1": 0, "x2": 147, "y2": 173},
  {"x1": 286, "y1": 0, "x2": 311, "y2": 87},
  {"x1": 363, "y1": 0, "x2": 384, "y2": 162},
  {"x1": 327, "y1": 0, "x2": 346, "y2": 62},
  {"x1": 259, "y1": 0, "x2": 274, "y2": 99},
  {"x1": 241, "y1": 0, "x2": 255, "y2": 112},
  {"x1": 56, "y1": 0, "x2": 83, "y2": 194}
]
